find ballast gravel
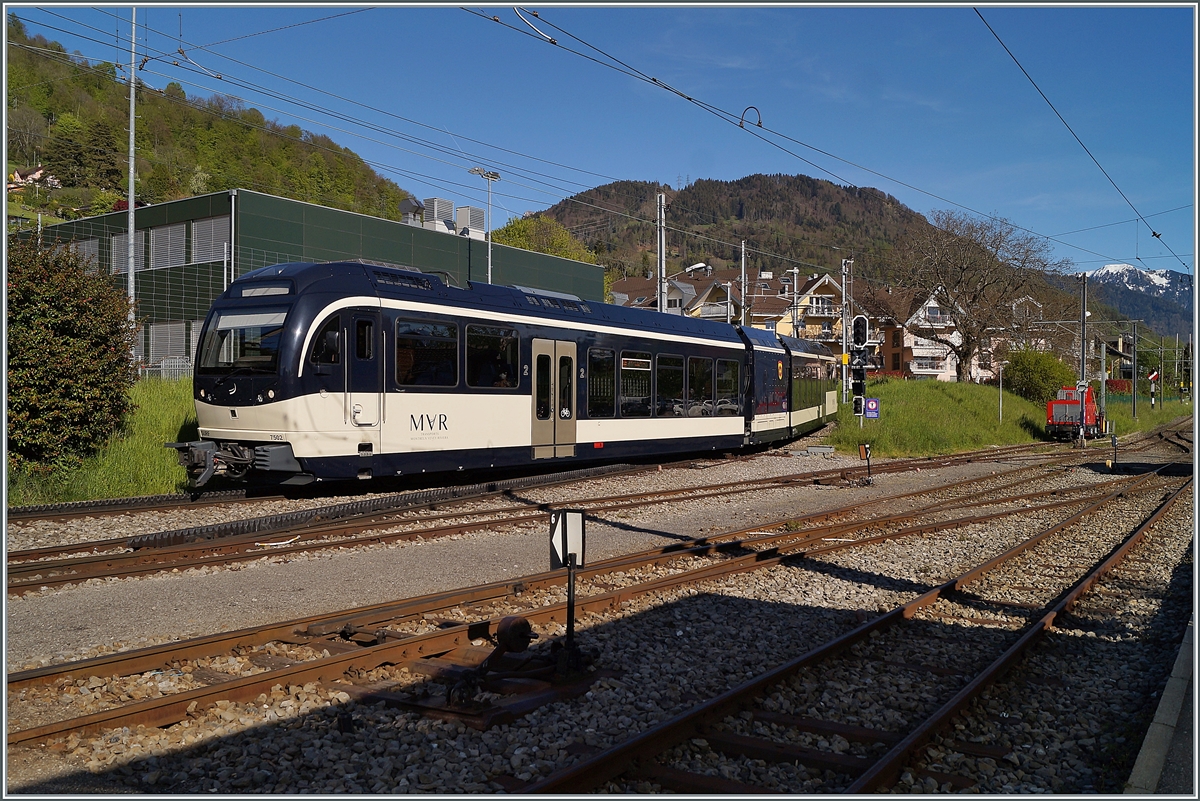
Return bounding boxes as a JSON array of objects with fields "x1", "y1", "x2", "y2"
[{"x1": 4, "y1": 442, "x2": 1190, "y2": 794}]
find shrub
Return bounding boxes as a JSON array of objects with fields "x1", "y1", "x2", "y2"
[
  {"x1": 6, "y1": 235, "x2": 138, "y2": 471},
  {"x1": 1003, "y1": 349, "x2": 1078, "y2": 404},
  {"x1": 1106, "y1": 379, "x2": 1132, "y2": 395}
]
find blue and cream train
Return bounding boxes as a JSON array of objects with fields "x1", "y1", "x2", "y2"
[{"x1": 169, "y1": 261, "x2": 840, "y2": 486}]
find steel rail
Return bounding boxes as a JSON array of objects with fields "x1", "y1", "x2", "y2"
[
  {"x1": 6, "y1": 463, "x2": 1087, "y2": 689},
  {"x1": 5, "y1": 488, "x2": 261, "y2": 522},
  {"x1": 847, "y1": 475, "x2": 1194, "y2": 792},
  {"x1": 5, "y1": 465, "x2": 1056, "y2": 685},
  {"x1": 520, "y1": 470, "x2": 1168, "y2": 793},
  {"x1": 7, "y1": 474, "x2": 1146, "y2": 746},
  {"x1": 5, "y1": 451, "x2": 1097, "y2": 594},
  {"x1": 4, "y1": 439, "x2": 1066, "y2": 530}
]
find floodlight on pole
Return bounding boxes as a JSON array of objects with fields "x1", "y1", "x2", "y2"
[{"x1": 469, "y1": 167, "x2": 500, "y2": 283}]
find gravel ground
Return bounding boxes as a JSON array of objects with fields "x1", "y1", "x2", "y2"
[
  {"x1": 5, "y1": 448, "x2": 1023, "y2": 669},
  {"x1": 4, "y1": 446, "x2": 1188, "y2": 794}
]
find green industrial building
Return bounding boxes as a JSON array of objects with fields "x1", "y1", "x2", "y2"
[{"x1": 31, "y1": 189, "x2": 604, "y2": 370}]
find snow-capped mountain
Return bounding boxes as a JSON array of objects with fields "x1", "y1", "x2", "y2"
[
  {"x1": 1081, "y1": 263, "x2": 1193, "y2": 339},
  {"x1": 1087, "y1": 263, "x2": 1192, "y2": 305}
]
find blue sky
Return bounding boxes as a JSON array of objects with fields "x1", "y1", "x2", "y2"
[{"x1": 12, "y1": 5, "x2": 1196, "y2": 275}]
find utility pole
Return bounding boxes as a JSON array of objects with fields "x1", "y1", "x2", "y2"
[
  {"x1": 1100, "y1": 335, "x2": 1106, "y2": 426},
  {"x1": 1079, "y1": 273, "x2": 1086, "y2": 446},
  {"x1": 656, "y1": 193, "x2": 667, "y2": 314},
  {"x1": 127, "y1": 8, "x2": 137, "y2": 355},
  {"x1": 1132, "y1": 321, "x2": 1138, "y2": 419},
  {"x1": 739, "y1": 240, "x2": 746, "y2": 327}
]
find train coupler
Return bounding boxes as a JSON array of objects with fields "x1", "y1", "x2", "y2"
[{"x1": 166, "y1": 440, "x2": 220, "y2": 486}]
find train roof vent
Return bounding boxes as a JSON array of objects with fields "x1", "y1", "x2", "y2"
[
  {"x1": 373, "y1": 270, "x2": 434, "y2": 292},
  {"x1": 512, "y1": 285, "x2": 581, "y2": 302}
]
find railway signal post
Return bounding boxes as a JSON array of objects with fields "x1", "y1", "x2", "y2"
[
  {"x1": 550, "y1": 510, "x2": 587, "y2": 673},
  {"x1": 851, "y1": 315, "x2": 869, "y2": 428}
]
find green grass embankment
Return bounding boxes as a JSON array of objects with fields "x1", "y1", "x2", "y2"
[
  {"x1": 7, "y1": 378, "x2": 197, "y2": 505},
  {"x1": 824, "y1": 378, "x2": 1193, "y2": 457}
]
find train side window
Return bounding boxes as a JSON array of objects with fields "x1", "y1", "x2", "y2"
[
  {"x1": 466, "y1": 324, "x2": 519, "y2": 388},
  {"x1": 655, "y1": 354, "x2": 684, "y2": 417},
  {"x1": 619, "y1": 351, "x2": 652, "y2": 418},
  {"x1": 558, "y1": 355, "x2": 574, "y2": 419},
  {"x1": 686, "y1": 357, "x2": 714, "y2": 416},
  {"x1": 310, "y1": 316, "x2": 340, "y2": 365},
  {"x1": 716, "y1": 359, "x2": 741, "y2": 415},
  {"x1": 396, "y1": 319, "x2": 458, "y2": 387},
  {"x1": 355, "y1": 319, "x2": 374, "y2": 360},
  {"x1": 535, "y1": 354, "x2": 551, "y2": 420},
  {"x1": 587, "y1": 348, "x2": 615, "y2": 418}
]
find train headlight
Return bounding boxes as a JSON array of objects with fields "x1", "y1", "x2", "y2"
[
  {"x1": 199, "y1": 388, "x2": 206, "y2": 399},
  {"x1": 267, "y1": 389, "x2": 275, "y2": 399},
  {"x1": 256, "y1": 394, "x2": 264, "y2": 403}
]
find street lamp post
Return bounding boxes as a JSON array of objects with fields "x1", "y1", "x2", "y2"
[{"x1": 469, "y1": 167, "x2": 500, "y2": 283}]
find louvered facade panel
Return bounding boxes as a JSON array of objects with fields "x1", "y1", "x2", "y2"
[
  {"x1": 151, "y1": 222, "x2": 187, "y2": 269},
  {"x1": 110, "y1": 231, "x2": 145, "y2": 274},
  {"x1": 192, "y1": 215, "x2": 231, "y2": 264},
  {"x1": 149, "y1": 321, "x2": 188, "y2": 363}
]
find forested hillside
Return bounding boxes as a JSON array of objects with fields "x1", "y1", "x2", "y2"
[
  {"x1": 541, "y1": 174, "x2": 930, "y2": 279},
  {"x1": 5, "y1": 13, "x2": 411, "y2": 221}
]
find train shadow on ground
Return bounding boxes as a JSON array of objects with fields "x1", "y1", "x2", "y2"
[
  {"x1": 1075, "y1": 460, "x2": 1193, "y2": 478},
  {"x1": 11, "y1": 546, "x2": 1192, "y2": 795}
]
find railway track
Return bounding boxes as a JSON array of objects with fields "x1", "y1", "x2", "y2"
[
  {"x1": 7, "y1": 445, "x2": 1085, "y2": 596},
  {"x1": 6, "y1": 426, "x2": 1190, "y2": 792},
  {"x1": 5, "y1": 439, "x2": 1060, "y2": 527},
  {"x1": 524, "y1": 474, "x2": 1192, "y2": 793},
  {"x1": 6, "y1": 462, "x2": 1181, "y2": 750}
]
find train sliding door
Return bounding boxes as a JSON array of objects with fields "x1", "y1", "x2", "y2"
[
  {"x1": 346, "y1": 310, "x2": 382, "y2": 466},
  {"x1": 532, "y1": 338, "x2": 577, "y2": 459}
]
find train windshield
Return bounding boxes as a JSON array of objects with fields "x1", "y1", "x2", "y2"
[{"x1": 197, "y1": 306, "x2": 290, "y2": 375}]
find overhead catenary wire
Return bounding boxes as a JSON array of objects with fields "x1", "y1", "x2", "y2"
[
  {"x1": 18, "y1": 9, "x2": 1177, "y2": 277},
  {"x1": 467, "y1": 6, "x2": 1182, "y2": 270},
  {"x1": 17, "y1": 9, "x2": 1004, "y2": 272},
  {"x1": 974, "y1": 8, "x2": 1191, "y2": 275},
  {"x1": 12, "y1": 29, "x2": 846, "y2": 274}
]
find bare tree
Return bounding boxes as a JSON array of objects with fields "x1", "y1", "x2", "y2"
[
  {"x1": 890, "y1": 210, "x2": 1071, "y2": 381},
  {"x1": 7, "y1": 104, "x2": 46, "y2": 165}
]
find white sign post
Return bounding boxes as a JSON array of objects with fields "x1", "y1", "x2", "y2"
[{"x1": 550, "y1": 510, "x2": 586, "y2": 671}]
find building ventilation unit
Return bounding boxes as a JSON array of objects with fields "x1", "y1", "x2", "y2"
[
  {"x1": 399, "y1": 197, "x2": 425, "y2": 227},
  {"x1": 423, "y1": 198, "x2": 456, "y2": 234},
  {"x1": 457, "y1": 206, "x2": 486, "y2": 239}
]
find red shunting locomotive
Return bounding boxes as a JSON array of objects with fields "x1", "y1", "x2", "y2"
[{"x1": 1046, "y1": 384, "x2": 1105, "y2": 440}]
